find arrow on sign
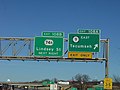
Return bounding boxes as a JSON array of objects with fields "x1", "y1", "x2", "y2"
[{"x1": 94, "y1": 44, "x2": 98, "y2": 50}]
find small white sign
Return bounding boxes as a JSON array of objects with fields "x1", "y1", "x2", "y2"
[
  {"x1": 58, "y1": 81, "x2": 69, "y2": 85},
  {"x1": 50, "y1": 84, "x2": 57, "y2": 90}
]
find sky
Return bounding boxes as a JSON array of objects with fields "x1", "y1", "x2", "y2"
[{"x1": 0, "y1": 0, "x2": 120, "y2": 82}]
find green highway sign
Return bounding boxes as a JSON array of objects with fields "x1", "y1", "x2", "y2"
[
  {"x1": 42, "y1": 32, "x2": 64, "y2": 37},
  {"x1": 34, "y1": 37, "x2": 64, "y2": 57},
  {"x1": 78, "y1": 29, "x2": 100, "y2": 34},
  {"x1": 68, "y1": 34, "x2": 100, "y2": 52}
]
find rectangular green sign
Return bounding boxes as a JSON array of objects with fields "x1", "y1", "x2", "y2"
[
  {"x1": 34, "y1": 37, "x2": 64, "y2": 57},
  {"x1": 69, "y1": 34, "x2": 100, "y2": 52},
  {"x1": 42, "y1": 32, "x2": 64, "y2": 37},
  {"x1": 78, "y1": 29, "x2": 100, "y2": 34}
]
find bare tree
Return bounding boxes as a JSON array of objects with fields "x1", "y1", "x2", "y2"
[
  {"x1": 41, "y1": 79, "x2": 50, "y2": 82},
  {"x1": 52, "y1": 78, "x2": 58, "y2": 83},
  {"x1": 74, "y1": 74, "x2": 90, "y2": 90},
  {"x1": 75, "y1": 74, "x2": 83, "y2": 82},
  {"x1": 113, "y1": 75, "x2": 120, "y2": 83},
  {"x1": 74, "y1": 73, "x2": 90, "y2": 82},
  {"x1": 82, "y1": 74, "x2": 90, "y2": 82},
  {"x1": 113, "y1": 75, "x2": 120, "y2": 89}
]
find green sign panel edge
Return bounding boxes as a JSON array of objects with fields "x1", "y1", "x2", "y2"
[
  {"x1": 34, "y1": 36, "x2": 64, "y2": 57},
  {"x1": 41, "y1": 31, "x2": 64, "y2": 37},
  {"x1": 77, "y1": 29, "x2": 101, "y2": 34},
  {"x1": 68, "y1": 33, "x2": 100, "y2": 52}
]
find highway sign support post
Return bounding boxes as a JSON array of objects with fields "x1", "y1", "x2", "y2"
[
  {"x1": 105, "y1": 39, "x2": 110, "y2": 78},
  {"x1": 104, "y1": 39, "x2": 110, "y2": 90}
]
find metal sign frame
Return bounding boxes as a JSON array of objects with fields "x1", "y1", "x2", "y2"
[{"x1": 0, "y1": 37, "x2": 109, "y2": 79}]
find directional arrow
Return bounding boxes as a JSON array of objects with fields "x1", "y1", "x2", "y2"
[{"x1": 94, "y1": 44, "x2": 98, "y2": 50}]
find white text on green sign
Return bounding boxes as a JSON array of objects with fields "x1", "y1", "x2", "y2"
[
  {"x1": 34, "y1": 37, "x2": 64, "y2": 57},
  {"x1": 42, "y1": 32, "x2": 64, "y2": 37},
  {"x1": 78, "y1": 29, "x2": 100, "y2": 34},
  {"x1": 69, "y1": 34, "x2": 100, "y2": 52}
]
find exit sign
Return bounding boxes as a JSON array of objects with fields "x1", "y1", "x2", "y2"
[
  {"x1": 68, "y1": 33, "x2": 100, "y2": 52},
  {"x1": 78, "y1": 29, "x2": 100, "y2": 34},
  {"x1": 42, "y1": 32, "x2": 64, "y2": 37},
  {"x1": 34, "y1": 37, "x2": 64, "y2": 57},
  {"x1": 68, "y1": 52, "x2": 92, "y2": 59}
]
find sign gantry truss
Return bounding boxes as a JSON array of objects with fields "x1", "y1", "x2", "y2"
[{"x1": 0, "y1": 37, "x2": 109, "y2": 62}]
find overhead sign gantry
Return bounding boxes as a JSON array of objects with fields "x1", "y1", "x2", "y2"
[
  {"x1": 0, "y1": 30, "x2": 108, "y2": 62},
  {"x1": 0, "y1": 30, "x2": 110, "y2": 82}
]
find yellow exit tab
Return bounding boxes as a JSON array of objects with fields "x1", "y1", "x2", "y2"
[{"x1": 68, "y1": 52, "x2": 92, "y2": 59}]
